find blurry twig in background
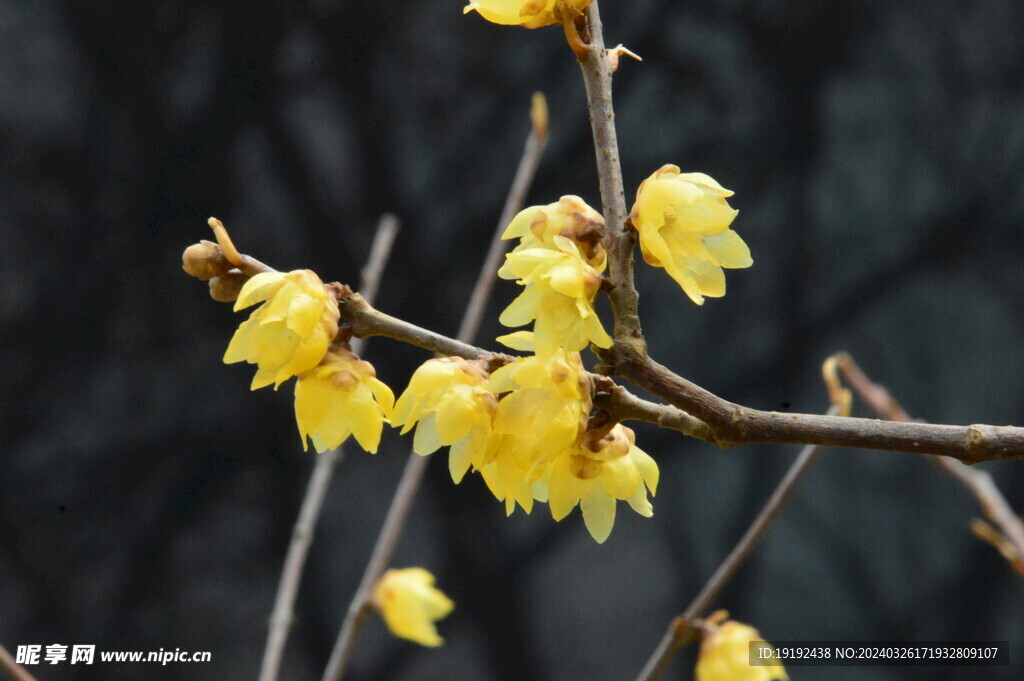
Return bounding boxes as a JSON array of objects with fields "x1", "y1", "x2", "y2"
[
  {"x1": 0, "y1": 646, "x2": 36, "y2": 681},
  {"x1": 259, "y1": 215, "x2": 400, "y2": 681},
  {"x1": 320, "y1": 96, "x2": 549, "y2": 681},
  {"x1": 634, "y1": 361, "x2": 851, "y2": 681},
  {"x1": 457, "y1": 92, "x2": 549, "y2": 342},
  {"x1": 834, "y1": 352, "x2": 1024, "y2": 577}
]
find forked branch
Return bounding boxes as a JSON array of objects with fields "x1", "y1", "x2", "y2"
[{"x1": 834, "y1": 352, "x2": 1024, "y2": 576}]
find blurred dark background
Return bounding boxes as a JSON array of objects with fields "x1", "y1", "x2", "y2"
[{"x1": 2, "y1": 1, "x2": 1023, "y2": 679}]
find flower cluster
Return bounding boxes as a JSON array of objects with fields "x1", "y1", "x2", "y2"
[
  {"x1": 393, "y1": 348, "x2": 658, "y2": 542},
  {"x1": 384, "y1": 196, "x2": 662, "y2": 542},
  {"x1": 224, "y1": 269, "x2": 393, "y2": 455}
]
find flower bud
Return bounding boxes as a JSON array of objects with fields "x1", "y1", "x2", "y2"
[
  {"x1": 182, "y1": 240, "x2": 232, "y2": 281},
  {"x1": 208, "y1": 270, "x2": 248, "y2": 303}
]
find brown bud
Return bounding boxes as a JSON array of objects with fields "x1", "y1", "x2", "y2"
[
  {"x1": 183, "y1": 240, "x2": 232, "y2": 280},
  {"x1": 208, "y1": 270, "x2": 248, "y2": 302}
]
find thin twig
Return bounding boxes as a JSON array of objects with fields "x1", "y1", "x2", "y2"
[
  {"x1": 457, "y1": 93, "x2": 549, "y2": 342},
  {"x1": 592, "y1": 377, "x2": 714, "y2": 442},
  {"x1": 258, "y1": 215, "x2": 400, "y2": 681},
  {"x1": 0, "y1": 646, "x2": 36, "y2": 681},
  {"x1": 635, "y1": 405, "x2": 841, "y2": 681},
  {"x1": 320, "y1": 98, "x2": 549, "y2": 681},
  {"x1": 834, "y1": 352, "x2": 1024, "y2": 576},
  {"x1": 578, "y1": 1, "x2": 644, "y2": 347},
  {"x1": 353, "y1": 215, "x2": 401, "y2": 326},
  {"x1": 602, "y1": 344, "x2": 1024, "y2": 463}
]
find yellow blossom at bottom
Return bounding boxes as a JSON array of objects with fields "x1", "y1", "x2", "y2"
[
  {"x1": 294, "y1": 350, "x2": 394, "y2": 453},
  {"x1": 544, "y1": 424, "x2": 658, "y2": 543},
  {"x1": 695, "y1": 621, "x2": 788, "y2": 681},
  {"x1": 372, "y1": 568, "x2": 454, "y2": 647}
]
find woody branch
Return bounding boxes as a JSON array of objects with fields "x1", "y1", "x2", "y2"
[
  {"x1": 191, "y1": 233, "x2": 1024, "y2": 464},
  {"x1": 572, "y1": 1, "x2": 1024, "y2": 465}
]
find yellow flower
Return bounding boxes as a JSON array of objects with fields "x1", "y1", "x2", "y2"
[
  {"x1": 463, "y1": 0, "x2": 593, "y2": 29},
  {"x1": 500, "y1": 195, "x2": 606, "y2": 272},
  {"x1": 372, "y1": 568, "x2": 454, "y2": 647},
  {"x1": 392, "y1": 357, "x2": 499, "y2": 483},
  {"x1": 224, "y1": 270, "x2": 340, "y2": 389},
  {"x1": 544, "y1": 425, "x2": 658, "y2": 543},
  {"x1": 294, "y1": 350, "x2": 394, "y2": 453},
  {"x1": 482, "y1": 350, "x2": 592, "y2": 514},
  {"x1": 629, "y1": 165, "x2": 752, "y2": 305},
  {"x1": 695, "y1": 620, "x2": 788, "y2": 681},
  {"x1": 499, "y1": 237, "x2": 612, "y2": 355}
]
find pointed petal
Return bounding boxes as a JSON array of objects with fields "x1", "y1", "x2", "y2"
[{"x1": 580, "y1": 491, "x2": 617, "y2": 543}]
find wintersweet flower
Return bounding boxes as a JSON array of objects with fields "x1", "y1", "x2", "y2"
[
  {"x1": 482, "y1": 349, "x2": 592, "y2": 513},
  {"x1": 372, "y1": 568, "x2": 454, "y2": 647},
  {"x1": 500, "y1": 195, "x2": 606, "y2": 272},
  {"x1": 499, "y1": 236, "x2": 612, "y2": 355},
  {"x1": 392, "y1": 357, "x2": 499, "y2": 483},
  {"x1": 294, "y1": 349, "x2": 394, "y2": 453},
  {"x1": 463, "y1": 0, "x2": 593, "y2": 29},
  {"x1": 545, "y1": 425, "x2": 658, "y2": 543},
  {"x1": 695, "y1": 620, "x2": 789, "y2": 681},
  {"x1": 487, "y1": 349, "x2": 591, "y2": 458},
  {"x1": 224, "y1": 269, "x2": 340, "y2": 389},
  {"x1": 629, "y1": 165, "x2": 752, "y2": 305}
]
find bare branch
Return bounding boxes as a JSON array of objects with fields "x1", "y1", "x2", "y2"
[
  {"x1": 0, "y1": 646, "x2": 36, "y2": 681},
  {"x1": 457, "y1": 93, "x2": 549, "y2": 342},
  {"x1": 635, "y1": 404, "x2": 841, "y2": 681},
  {"x1": 578, "y1": 1, "x2": 644, "y2": 348},
  {"x1": 592, "y1": 377, "x2": 714, "y2": 442},
  {"x1": 353, "y1": 214, "x2": 401, "y2": 328},
  {"x1": 835, "y1": 353, "x2": 1024, "y2": 576},
  {"x1": 332, "y1": 286, "x2": 505, "y2": 364},
  {"x1": 189, "y1": 243, "x2": 1024, "y2": 464},
  {"x1": 320, "y1": 98, "x2": 549, "y2": 681},
  {"x1": 259, "y1": 215, "x2": 400, "y2": 681},
  {"x1": 603, "y1": 344, "x2": 1024, "y2": 464}
]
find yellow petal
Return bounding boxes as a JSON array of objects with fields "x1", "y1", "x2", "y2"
[
  {"x1": 233, "y1": 271, "x2": 287, "y2": 311},
  {"x1": 495, "y1": 331, "x2": 536, "y2": 352},
  {"x1": 413, "y1": 413, "x2": 443, "y2": 455},
  {"x1": 702, "y1": 230, "x2": 753, "y2": 269},
  {"x1": 580, "y1": 490, "x2": 616, "y2": 543}
]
